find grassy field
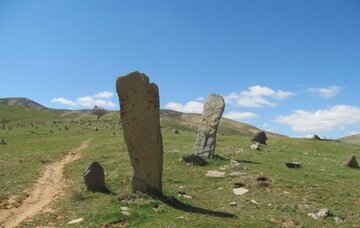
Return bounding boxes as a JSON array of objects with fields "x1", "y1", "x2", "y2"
[{"x1": 1, "y1": 108, "x2": 360, "y2": 227}]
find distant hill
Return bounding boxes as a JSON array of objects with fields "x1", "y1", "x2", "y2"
[
  {"x1": 339, "y1": 134, "x2": 360, "y2": 145},
  {"x1": 0, "y1": 97, "x2": 287, "y2": 138},
  {"x1": 0, "y1": 97, "x2": 48, "y2": 110},
  {"x1": 160, "y1": 109, "x2": 286, "y2": 138}
]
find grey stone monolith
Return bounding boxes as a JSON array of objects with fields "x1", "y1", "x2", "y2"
[
  {"x1": 193, "y1": 93, "x2": 225, "y2": 158},
  {"x1": 83, "y1": 161, "x2": 105, "y2": 192},
  {"x1": 116, "y1": 71, "x2": 163, "y2": 195}
]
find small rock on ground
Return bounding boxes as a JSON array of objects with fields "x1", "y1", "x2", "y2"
[
  {"x1": 233, "y1": 187, "x2": 249, "y2": 195},
  {"x1": 68, "y1": 217, "x2": 84, "y2": 224},
  {"x1": 205, "y1": 170, "x2": 225, "y2": 177}
]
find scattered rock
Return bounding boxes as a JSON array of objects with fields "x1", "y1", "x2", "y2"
[
  {"x1": 174, "y1": 130, "x2": 179, "y2": 134},
  {"x1": 94, "y1": 127, "x2": 98, "y2": 131},
  {"x1": 84, "y1": 162, "x2": 106, "y2": 192},
  {"x1": 308, "y1": 208, "x2": 332, "y2": 220},
  {"x1": 177, "y1": 191, "x2": 193, "y2": 200},
  {"x1": 193, "y1": 94, "x2": 225, "y2": 158},
  {"x1": 181, "y1": 154, "x2": 207, "y2": 166},
  {"x1": 68, "y1": 217, "x2": 84, "y2": 224},
  {"x1": 233, "y1": 187, "x2": 249, "y2": 195},
  {"x1": 116, "y1": 71, "x2": 163, "y2": 196},
  {"x1": 256, "y1": 176, "x2": 268, "y2": 182},
  {"x1": 334, "y1": 216, "x2": 343, "y2": 224},
  {"x1": 251, "y1": 131, "x2": 267, "y2": 145},
  {"x1": 345, "y1": 154, "x2": 360, "y2": 168},
  {"x1": 228, "y1": 172, "x2": 247, "y2": 177},
  {"x1": 177, "y1": 216, "x2": 185, "y2": 220},
  {"x1": 229, "y1": 201, "x2": 237, "y2": 206},
  {"x1": 205, "y1": 170, "x2": 225, "y2": 178},
  {"x1": 233, "y1": 182, "x2": 245, "y2": 188},
  {"x1": 230, "y1": 159, "x2": 240, "y2": 168},
  {"x1": 102, "y1": 220, "x2": 128, "y2": 228},
  {"x1": 250, "y1": 142, "x2": 261, "y2": 150},
  {"x1": 250, "y1": 199, "x2": 259, "y2": 205},
  {"x1": 0, "y1": 138, "x2": 7, "y2": 145},
  {"x1": 285, "y1": 162, "x2": 301, "y2": 169},
  {"x1": 120, "y1": 207, "x2": 131, "y2": 216}
]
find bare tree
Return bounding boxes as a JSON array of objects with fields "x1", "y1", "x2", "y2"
[{"x1": 92, "y1": 105, "x2": 108, "y2": 120}]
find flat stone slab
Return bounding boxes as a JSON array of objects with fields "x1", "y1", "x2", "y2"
[
  {"x1": 205, "y1": 170, "x2": 225, "y2": 177},
  {"x1": 233, "y1": 187, "x2": 249, "y2": 195}
]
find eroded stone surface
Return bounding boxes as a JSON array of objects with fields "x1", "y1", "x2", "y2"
[
  {"x1": 251, "y1": 131, "x2": 267, "y2": 145},
  {"x1": 193, "y1": 94, "x2": 225, "y2": 158},
  {"x1": 83, "y1": 161, "x2": 105, "y2": 192},
  {"x1": 345, "y1": 154, "x2": 360, "y2": 168},
  {"x1": 116, "y1": 71, "x2": 163, "y2": 195}
]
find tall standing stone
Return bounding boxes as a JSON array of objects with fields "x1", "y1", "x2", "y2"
[
  {"x1": 116, "y1": 71, "x2": 163, "y2": 195},
  {"x1": 193, "y1": 94, "x2": 225, "y2": 158}
]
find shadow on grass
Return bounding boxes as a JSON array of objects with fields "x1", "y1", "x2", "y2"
[
  {"x1": 158, "y1": 195, "x2": 237, "y2": 218},
  {"x1": 235, "y1": 159, "x2": 262, "y2": 164}
]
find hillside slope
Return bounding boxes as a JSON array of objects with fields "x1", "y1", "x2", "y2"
[
  {"x1": 0, "y1": 97, "x2": 287, "y2": 138},
  {"x1": 339, "y1": 134, "x2": 360, "y2": 145},
  {"x1": 0, "y1": 97, "x2": 48, "y2": 110}
]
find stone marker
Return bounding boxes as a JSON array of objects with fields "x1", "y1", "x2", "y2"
[
  {"x1": 285, "y1": 162, "x2": 301, "y2": 169},
  {"x1": 116, "y1": 71, "x2": 163, "y2": 195},
  {"x1": 251, "y1": 131, "x2": 267, "y2": 145},
  {"x1": 181, "y1": 154, "x2": 207, "y2": 166},
  {"x1": 193, "y1": 94, "x2": 225, "y2": 158},
  {"x1": 345, "y1": 154, "x2": 360, "y2": 168},
  {"x1": 83, "y1": 162, "x2": 105, "y2": 192},
  {"x1": 0, "y1": 138, "x2": 6, "y2": 145}
]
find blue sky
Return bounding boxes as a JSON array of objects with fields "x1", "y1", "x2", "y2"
[{"x1": 1, "y1": 0, "x2": 360, "y2": 138}]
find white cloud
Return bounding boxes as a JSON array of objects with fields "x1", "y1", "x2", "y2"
[
  {"x1": 51, "y1": 97, "x2": 77, "y2": 106},
  {"x1": 275, "y1": 105, "x2": 360, "y2": 133},
  {"x1": 93, "y1": 91, "x2": 113, "y2": 98},
  {"x1": 349, "y1": 131, "x2": 360, "y2": 136},
  {"x1": 51, "y1": 91, "x2": 117, "y2": 109},
  {"x1": 307, "y1": 86, "x2": 341, "y2": 98},
  {"x1": 224, "y1": 85, "x2": 295, "y2": 108},
  {"x1": 223, "y1": 111, "x2": 257, "y2": 121},
  {"x1": 76, "y1": 96, "x2": 116, "y2": 108},
  {"x1": 165, "y1": 101, "x2": 204, "y2": 113},
  {"x1": 196, "y1": 97, "x2": 205, "y2": 101}
]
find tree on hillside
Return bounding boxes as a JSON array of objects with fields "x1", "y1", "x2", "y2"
[{"x1": 92, "y1": 105, "x2": 108, "y2": 120}]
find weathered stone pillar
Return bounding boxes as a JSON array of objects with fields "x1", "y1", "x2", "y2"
[
  {"x1": 116, "y1": 71, "x2": 163, "y2": 195},
  {"x1": 193, "y1": 93, "x2": 225, "y2": 158}
]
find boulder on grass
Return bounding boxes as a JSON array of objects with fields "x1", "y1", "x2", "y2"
[{"x1": 84, "y1": 162, "x2": 105, "y2": 192}]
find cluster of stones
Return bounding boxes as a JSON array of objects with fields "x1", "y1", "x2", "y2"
[{"x1": 81, "y1": 70, "x2": 360, "y2": 199}]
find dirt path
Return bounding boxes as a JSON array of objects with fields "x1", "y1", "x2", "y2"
[{"x1": 0, "y1": 139, "x2": 92, "y2": 228}]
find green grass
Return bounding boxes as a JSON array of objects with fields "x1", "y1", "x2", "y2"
[
  {"x1": 0, "y1": 104, "x2": 57, "y2": 123},
  {"x1": 1, "y1": 110, "x2": 360, "y2": 227}
]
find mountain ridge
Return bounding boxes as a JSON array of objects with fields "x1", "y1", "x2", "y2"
[{"x1": 0, "y1": 97, "x2": 287, "y2": 138}]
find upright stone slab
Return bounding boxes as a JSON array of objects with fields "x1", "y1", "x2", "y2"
[
  {"x1": 251, "y1": 131, "x2": 268, "y2": 145},
  {"x1": 83, "y1": 161, "x2": 105, "y2": 192},
  {"x1": 116, "y1": 71, "x2": 163, "y2": 195},
  {"x1": 345, "y1": 155, "x2": 360, "y2": 168},
  {"x1": 193, "y1": 94, "x2": 225, "y2": 158}
]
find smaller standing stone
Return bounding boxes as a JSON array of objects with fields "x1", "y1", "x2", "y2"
[
  {"x1": 0, "y1": 138, "x2": 6, "y2": 145},
  {"x1": 251, "y1": 131, "x2": 268, "y2": 145},
  {"x1": 345, "y1": 155, "x2": 359, "y2": 168},
  {"x1": 84, "y1": 162, "x2": 105, "y2": 192}
]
